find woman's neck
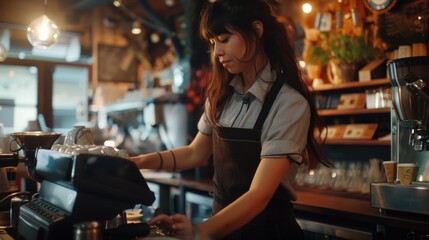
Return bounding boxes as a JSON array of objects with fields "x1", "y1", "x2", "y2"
[{"x1": 241, "y1": 55, "x2": 268, "y2": 92}]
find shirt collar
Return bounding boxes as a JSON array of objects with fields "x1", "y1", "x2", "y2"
[{"x1": 229, "y1": 62, "x2": 276, "y2": 103}]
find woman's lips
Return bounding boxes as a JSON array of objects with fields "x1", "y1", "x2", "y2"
[{"x1": 221, "y1": 60, "x2": 231, "y2": 67}]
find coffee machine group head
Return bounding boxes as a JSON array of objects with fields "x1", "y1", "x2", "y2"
[{"x1": 388, "y1": 56, "x2": 429, "y2": 151}]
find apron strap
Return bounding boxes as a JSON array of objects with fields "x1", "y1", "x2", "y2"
[{"x1": 253, "y1": 77, "x2": 283, "y2": 131}]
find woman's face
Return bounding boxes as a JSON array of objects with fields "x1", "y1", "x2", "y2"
[{"x1": 210, "y1": 30, "x2": 252, "y2": 75}]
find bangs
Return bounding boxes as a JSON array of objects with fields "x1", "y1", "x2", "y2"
[{"x1": 199, "y1": 3, "x2": 232, "y2": 40}]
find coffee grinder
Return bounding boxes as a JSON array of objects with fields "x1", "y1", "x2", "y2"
[
  {"x1": 0, "y1": 131, "x2": 62, "y2": 224},
  {"x1": 371, "y1": 56, "x2": 429, "y2": 215}
]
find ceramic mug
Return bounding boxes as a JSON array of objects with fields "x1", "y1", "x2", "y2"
[
  {"x1": 101, "y1": 146, "x2": 116, "y2": 156},
  {"x1": 64, "y1": 126, "x2": 94, "y2": 146}
]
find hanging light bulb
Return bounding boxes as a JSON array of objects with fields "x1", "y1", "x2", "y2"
[
  {"x1": 302, "y1": 3, "x2": 312, "y2": 14},
  {"x1": 131, "y1": 20, "x2": 142, "y2": 35},
  {"x1": 27, "y1": 0, "x2": 59, "y2": 49}
]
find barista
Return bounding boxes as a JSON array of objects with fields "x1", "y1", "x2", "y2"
[{"x1": 129, "y1": 0, "x2": 330, "y2": 239}]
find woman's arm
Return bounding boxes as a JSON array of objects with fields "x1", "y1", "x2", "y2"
[
  {"x1": 197, "y1": 156, "x2": 292, "y2": 239},
  {"x1": 128, "y1": 132, "x2": 213, "y2": 171},
  {"x1": 152, "y1": 156, "x2": 293, "y2": 239}
]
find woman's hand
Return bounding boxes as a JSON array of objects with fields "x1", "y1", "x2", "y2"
[{"x1": 149, "y1": 213, "x2": 193, "y2": 240}]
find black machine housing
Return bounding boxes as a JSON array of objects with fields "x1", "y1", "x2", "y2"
[{"x1": 17, "y1": 149, "x2": 155, "y2": 240}]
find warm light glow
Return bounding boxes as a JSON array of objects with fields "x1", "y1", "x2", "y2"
[
  {"x1": 302, "y1": 3, "x2": 312, "y2": 14},
  {"x1": 150, "y1": 32, "x2": 160, "y2": 43},
  {"x1": 299, "y1": 60, "x2": 306, "y2": 68},
  {"x1": 131, "y1": 21, "x2": 142, "y2": 35},
  {"x1": 165, "y1": 0, "x2": 174, "y2": 6},
  {"x1": 27, "y1": 15, "x2": 59, "y2": 49},
  {"x1": 113, "y1": 0, "x2": 121, "y2": 7}
]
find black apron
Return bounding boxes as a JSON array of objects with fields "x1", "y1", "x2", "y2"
[{"x1": 212, "y1": 78, "x2": 305, "y2": 240}]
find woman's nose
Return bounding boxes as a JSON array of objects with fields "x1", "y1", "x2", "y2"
[{"x1": 214, "y1": 44, "x2": 224, "y2": 57}]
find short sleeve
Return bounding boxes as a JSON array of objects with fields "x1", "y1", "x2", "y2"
[
  {"x1": 260, "y1": 86, "x2": 310, "y2": 163},
  {"x1": 197, "y1": 100, "x2": 213, "y2": 135}
]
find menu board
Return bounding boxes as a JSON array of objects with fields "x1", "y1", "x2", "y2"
[
  {"x1": 98, "y1": 44, "x2": 138, "y2": 83},
  {"x1": 378, "y1": 0, "x2": 428, "y2": 48}
]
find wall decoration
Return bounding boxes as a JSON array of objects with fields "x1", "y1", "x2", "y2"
[
  {"x1": 378, "y1": 0, "x2": 428, "y2": 48},
  {"x1": 98, "y1": 44, "x2": 138, "y2": 83},
  {"x1": 364, "y1": 0, "x2": 398, "y2": 14}
]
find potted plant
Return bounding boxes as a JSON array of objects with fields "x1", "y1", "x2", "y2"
[
  {"x1": 322, "y1": 31, "x2": 376, "y2": 83},
  {"x1": 305, "y1": 42, "x2": 330, "y2": 84}
]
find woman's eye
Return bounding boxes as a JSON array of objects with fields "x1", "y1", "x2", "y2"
[{"x1": 219, "y1": 36, "x2": 229, "y2": 43}]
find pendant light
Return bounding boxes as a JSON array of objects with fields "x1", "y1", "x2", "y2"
[
  {"x1": 131, "y1": 20, "x2": 142, "y2": 35},
  {"x1": 27, "y1": 0, "x2": 59, "y2": 49}
]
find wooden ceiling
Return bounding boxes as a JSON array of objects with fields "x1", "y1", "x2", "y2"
[{"x1": 0, "y1": 0, "x2": 186, "y2": 58}]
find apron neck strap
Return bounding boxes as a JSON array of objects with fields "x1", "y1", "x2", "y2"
[{"x1": 253, "y1": 77, "x2": 283, "y2": 131}]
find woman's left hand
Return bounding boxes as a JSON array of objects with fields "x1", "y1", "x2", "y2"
[{"x1": 149, "y1": 213, "x2": 193, "y2": 240}]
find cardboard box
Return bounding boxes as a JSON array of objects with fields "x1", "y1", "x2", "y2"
[{"x1": 358, "y1": 59, "x2": 387, "y2": 82}]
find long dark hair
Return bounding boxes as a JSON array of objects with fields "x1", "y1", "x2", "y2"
[{"x1": 199, "y1": 0, "x2": 330, "y2": 168}]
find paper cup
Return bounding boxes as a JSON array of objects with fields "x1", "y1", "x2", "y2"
[
  {"x1": 398, "y1": 163, "x2": 417, "y2": 185},
  {"x1": 383, "y1": 161, "x2": 397, "y2": 183}
]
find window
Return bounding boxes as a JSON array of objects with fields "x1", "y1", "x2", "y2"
[
  {"x1": 0, "y1": 64, "x2": 38, "y2": 132},
  {"x1": 0, "y1": 59, "x2": 90, "y2": 133},
  {"x1": 52, "y1": 65, "x2": 89, "y2": 131}
]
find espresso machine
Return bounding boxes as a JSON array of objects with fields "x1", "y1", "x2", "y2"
[
  {"x1": 0, "y1": 131, "x2": 156, "y2": 239},
  {"x1": 371, "y1": 56, "x2": 429, "y2": 233},
  {"x1": 14, "y1": 148, "x2": 155, "y2": 240}
]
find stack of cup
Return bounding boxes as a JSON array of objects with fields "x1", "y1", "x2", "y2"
[{"x1": 383, "y1": 161, "x2": 397, "y2": 183}]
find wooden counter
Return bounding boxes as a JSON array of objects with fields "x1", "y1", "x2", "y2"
[
  {"x1": 141, "y1": 171, "x2": 429, "y2": 235},
  {"x1": 142, "y1": 171, "x2": 376, "y2": 215}
]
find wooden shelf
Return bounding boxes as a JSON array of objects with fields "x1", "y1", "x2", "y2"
[
  {"x1": 311, "y1": 79, "x2": 390, "y2": 92},
  {"x1": 318, "y1": 107, "x2": 390, "y2": 116},
  {"x1": 324, "y1": 139, "x2": 391, "y2": 146}
]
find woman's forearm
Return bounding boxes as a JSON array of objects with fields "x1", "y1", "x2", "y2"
[{"x1": 129, "y1": 132, "x2": 213, "y2": 171}]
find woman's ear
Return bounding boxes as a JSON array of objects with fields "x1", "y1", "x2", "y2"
[{"x1": 252, "y1": 21, "x2": 264, "y2": 37}]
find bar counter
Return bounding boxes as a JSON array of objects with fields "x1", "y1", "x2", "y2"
[{"x1": 142, "y1": 170, "x2": 429, "y2": 238}]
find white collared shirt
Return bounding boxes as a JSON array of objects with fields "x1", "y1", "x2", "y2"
[{"x1": 197, "y1": 63, "x2": 310, "y2": 200}]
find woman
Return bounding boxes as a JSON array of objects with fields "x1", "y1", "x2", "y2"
[{"x1": 129, "y1": 0, "x2": 330, "y2": 239}]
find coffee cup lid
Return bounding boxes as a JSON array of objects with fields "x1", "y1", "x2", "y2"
[
  {"x1": 383, "y1": 161, "x2": 397, "y2": 164},
  {"x1": 397, "y1": 163, "x2": 417, "y2": 167}
]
